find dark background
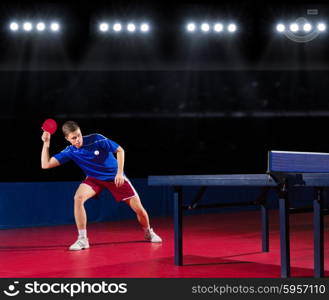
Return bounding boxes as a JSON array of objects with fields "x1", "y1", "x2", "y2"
[{"x1": 0, "y1": 0, "x2": 328, "y2": 181}]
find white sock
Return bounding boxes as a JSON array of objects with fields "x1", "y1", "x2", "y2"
[{"x1": 78, "y1": 229, "x2": 87, "y2": 239}]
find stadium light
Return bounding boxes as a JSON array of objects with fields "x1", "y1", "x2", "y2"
[
  {"x1": 9, "y1": 22, "x2": 19, "y2": 31},
  {"x1": 276, "y1": 17, "x2": 326, "y2": 43},
  {"x1": 289, "y1": 23, "x2": 299, "y2": 32},
  {"x1": 99, "y1": 22, "x2": 109, "y2": 32},
  {"x1": 186, "y1": 22, "x2": 196, "y2": 32},
  {"x1": 36, "y1": 22, "x2": 46, "y2": 31},
  {"x1": 200, "y1": 23, "x2": 210, "y2": 32},
  {"x1": 50, "y1": 22, "x2": 60, "y2": 32},
  {"x1": 303, "y1": 23, "x2": 312, "y2": 32},
  {"x1": 317, "y1": 23, "x2": 326, "y2": 31},
  {"x1": 214, "y1": 23, "x2": 223, "y2": 32},
  {"x1": 227, "y1": 23, "x2": 237, "y2": 32},
  {"x1": 23, "y1": 22, "x2": 33, "y2": 31},
  {"x1": 140, "y1": 23, "x2": 150, "y2": 32},
  {"x1": 112, "y1": 23, "x2": 121, "y2": 32},
  {"x1": 127, "y1": 23, "x2": 136, "y2": 32},
  {"x1": 276, "y1": 23, "x2": 285, "y2": 32}
]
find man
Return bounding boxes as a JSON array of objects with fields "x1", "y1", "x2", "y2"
[{"x1": 41, "y1": 120, "x2": 162, "y2": 251}]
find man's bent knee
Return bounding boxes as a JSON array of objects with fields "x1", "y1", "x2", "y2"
[{"x1": 74, "y1": 194, "x2": 88, "y2": 205}]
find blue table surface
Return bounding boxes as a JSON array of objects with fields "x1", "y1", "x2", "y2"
[{"x1": 148, "y1": 173, "x2": 329, "y2": 187}]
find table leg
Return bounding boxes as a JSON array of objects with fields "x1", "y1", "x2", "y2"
[
  {"x1": 174, "y1": 186, "x2": 183, "y2": 266},
  {"x1": 261, "y1": 204, "x2": 269, "y2": 252},
  {"x1": 313, "y1": 188, "x2": 324, "y2": 278},
  {"x1": 279, "y1": 185, "x2": 290, "y2": 278}
]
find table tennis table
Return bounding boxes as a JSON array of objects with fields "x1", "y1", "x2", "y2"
[{"x1": 148, "y1": 150, "x2": 329, "y2": 278}]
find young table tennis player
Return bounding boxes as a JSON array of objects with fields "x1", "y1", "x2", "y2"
[{"x1": 41, "y1": 120, "x2": 162, "y2": 250}]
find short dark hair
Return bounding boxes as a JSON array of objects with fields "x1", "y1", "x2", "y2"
[{"x1": 62, "y1": 121, "x2": 80, "y2": 136}]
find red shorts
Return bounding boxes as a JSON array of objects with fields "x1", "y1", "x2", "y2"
[{"x1": 83, "y1": 176, "x2": 137, "y2": 202}]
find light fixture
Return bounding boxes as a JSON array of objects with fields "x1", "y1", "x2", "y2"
[
  {"x1": 227, "y1": 23, "x2": 237, "y2": 32},
  {"x1": 113, "y1": 23, "x2": 122, "y2": 32},
  {"x1": 140, "y1": 23, "x2": 150, "y2": 32},
  {"x1": 9, "y1": 22, "x2": 19, "y2": 31},
  {"x1": 50, "y1": 22, "x2": 60, "y2": 32},
  {"x1": 23, "y1": 22, "x2": 33, "y2": 31},
  {"x1": 200, "y1": 23, "x2": 210, "y2": 32},
  {"x1": 186, "y1": 22, "x2": 196, "y2": 32},
  {"x1": 36, "y1": 22, "x2": 46, "y2": 31},
  {"x1": 276, "y1": 23, "x2": 285, "y2": 32},
  {"x1": 127, "y1": 23, "x2": 136, "y2": 32},
  {"x1": 214, "y1": 23, "x2": 223, "y2": 32}
]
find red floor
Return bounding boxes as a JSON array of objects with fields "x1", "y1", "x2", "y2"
[{"x1": 0, "y1": 210, "x2": 328, "y2": 278}]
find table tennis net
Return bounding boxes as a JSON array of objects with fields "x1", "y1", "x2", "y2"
[{"x1": 268, "y1": 150, "x2": 329, "y2": 173}]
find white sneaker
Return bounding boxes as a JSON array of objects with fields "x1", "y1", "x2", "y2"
[
  {"x1": 69, "y1": 238, "x2": 90, "y2": 251},
  {"x1": 144, "y1": 228, "x2": 162, "y2": 243}
]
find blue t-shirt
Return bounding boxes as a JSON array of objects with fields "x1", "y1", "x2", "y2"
[{"x1": 54, "y1": 133, "x2": 120, "y2": 181}]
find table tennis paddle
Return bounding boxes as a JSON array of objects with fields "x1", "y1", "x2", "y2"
[{"x1": 42, "y1": 118, "x2": 57, "y2": 135}]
